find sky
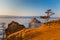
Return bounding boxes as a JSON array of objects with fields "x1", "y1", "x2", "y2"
[{"x1": 0, "y1": 0, "x2": 60, "y2": 17}]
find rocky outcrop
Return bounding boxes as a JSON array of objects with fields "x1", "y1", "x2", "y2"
[
  {"x1": 5, "y1": 21, "x2": 25, "y2": 36},
  {"x1": 30, "y1": 18, "x2": 41, "y2": 23},
  {"x1": 7, "y1": 19, "x2": 60, "y2": 40},
  {"x1": 29, "y1": 18, "x2": 41, "y2": 28}
]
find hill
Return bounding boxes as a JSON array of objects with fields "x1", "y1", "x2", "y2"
[{"x1": 7, "y1": 19, "x2": 60, "y2": 40}]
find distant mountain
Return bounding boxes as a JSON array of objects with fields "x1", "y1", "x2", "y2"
[{"x1": 0, "y1": 15, "x2": 59, "y2": 19}]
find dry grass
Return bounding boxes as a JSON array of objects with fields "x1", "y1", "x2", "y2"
[{"x1": 7, "y1": 19, "x2": 60, "y2": 40}]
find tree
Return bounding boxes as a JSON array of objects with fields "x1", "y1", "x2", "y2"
[
  {"x1": 45, "y1": 9, "x2": 55, "y2": 22},
  {"x1": 40, "y1": 9, "x2": 55, "y2": 22}
]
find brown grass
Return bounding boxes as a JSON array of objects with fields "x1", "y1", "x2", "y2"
[{"x1": 7, "y1": 19, "x2": 60, "y2": 40}]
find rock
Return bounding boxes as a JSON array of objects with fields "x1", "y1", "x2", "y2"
[
  {"x1": 5, "y1": 21, "x2": 25, "y2": 36},
  {"x1": 29, "y1": 18, "x2": 41, "y2": 28}
]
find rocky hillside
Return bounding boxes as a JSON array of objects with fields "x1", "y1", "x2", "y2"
[{"x1": 7, "y1": 19, "x2": 60, "y2": 40}]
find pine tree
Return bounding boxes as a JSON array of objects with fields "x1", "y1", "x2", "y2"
[{"x1": 45, "y1": 9, "x2": 55, "y2": 22}]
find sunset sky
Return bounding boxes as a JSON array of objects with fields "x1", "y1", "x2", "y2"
[{"x1": 0, "y1": 0, "x2": 60, "y2": 17}]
